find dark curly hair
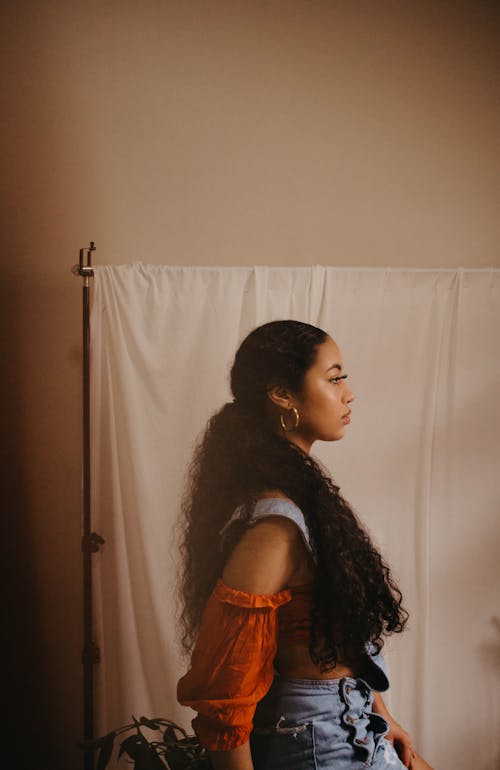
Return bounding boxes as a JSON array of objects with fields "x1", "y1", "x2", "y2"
[{"x1": 177, "y1": 319, "x2": 408, "y2": 671}]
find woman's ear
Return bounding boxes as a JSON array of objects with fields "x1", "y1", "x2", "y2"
[{"x1": 266, "y1": 384, "x2": 294, "y2": 410}]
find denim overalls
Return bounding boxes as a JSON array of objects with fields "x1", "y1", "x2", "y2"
[{"x1": 222, "y1": 498, "x2": 406, "y2": 769}]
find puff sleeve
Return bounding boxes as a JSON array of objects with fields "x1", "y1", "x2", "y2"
[{"x1": 177, "y1": 579, "x2": 291, "y2": 751}]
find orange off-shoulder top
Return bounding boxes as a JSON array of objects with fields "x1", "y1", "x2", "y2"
[{"x1": 176, "y1": 577, "x2": 311, "y2": 751}]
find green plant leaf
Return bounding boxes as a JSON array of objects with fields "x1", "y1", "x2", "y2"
[
  {"x1": 139, "y1": 716, "x2": 161, "y2": 730},
  {"x1": 175, "y1": 736, "x2": 202, "y2": 749},
  {"x1": 118, "y1": 735, "x2": 167, "y2": 769},
  {"x1": 119, "y1": 734, "x2": 150, "y2": 760},
  {"x1": 136, "y1": 749, "x2": 168, "y2": 770},
  {"x1": 97, "y1": 732, "x2": 115, "y2": 770},
  {"x1": 163, "y1": 725, "x2": 183, "y2": 746},
  {"x1": 163, "y1": 746, "x2": 191, "y2": 768}
]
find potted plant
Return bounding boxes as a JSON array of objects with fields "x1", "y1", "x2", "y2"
[{"x1": 80, "y1": 715, "x2": 211, "y2": 769}]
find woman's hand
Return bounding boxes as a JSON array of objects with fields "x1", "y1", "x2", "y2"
[
  {"x1": 371, "y1": 693, "x2": 416, "y2": 769},
  {"x1": 385, "y1": 716, "x2": 416, "y2": 769}
]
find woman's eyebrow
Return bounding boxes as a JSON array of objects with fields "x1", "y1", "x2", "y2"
[{"x1": 326, "y1": 363, "x2": 342, "y2": 372}]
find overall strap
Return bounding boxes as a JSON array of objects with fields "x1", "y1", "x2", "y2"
[{"x1": 220, "y1": 497, "x2": 316, "y2": 561}]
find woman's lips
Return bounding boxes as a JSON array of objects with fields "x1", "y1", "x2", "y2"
[{"x1": 342, "y1": 414, "x2": 351, "y2": 424}]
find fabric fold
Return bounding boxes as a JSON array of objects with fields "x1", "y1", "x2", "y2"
[{"x1": 212, "y1": 578, "x2": 292, "y2": 609}]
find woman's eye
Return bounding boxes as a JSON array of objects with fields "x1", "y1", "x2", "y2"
[{"x1": 330, "y1": 375, "x2": 348, "y2": 385}]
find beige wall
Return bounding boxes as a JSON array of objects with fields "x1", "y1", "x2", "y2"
[{"x1": 1, "y1": 2, "x2": 498, "y2": 768}]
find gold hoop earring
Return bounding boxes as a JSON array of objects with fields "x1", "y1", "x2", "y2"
[{"x1": 280, "y1": 406, "x2": 300, "y2": 432}]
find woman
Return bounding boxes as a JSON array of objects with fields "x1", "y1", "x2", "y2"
[{"x1": 177, "y1": 320, "x2": 433, "y2": 770}]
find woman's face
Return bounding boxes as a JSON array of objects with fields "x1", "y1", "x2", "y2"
[{"x1": 273, "y1": 336, "x2": 356, "y2": 454}]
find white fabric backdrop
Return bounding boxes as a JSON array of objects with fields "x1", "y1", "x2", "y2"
[{"x1": 90, "y1": 264, "x2": 500, "y2": 770}]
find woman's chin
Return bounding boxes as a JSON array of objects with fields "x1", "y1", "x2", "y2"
[{"x1": 322, "y1": 428, "x2": 345, "y2": 442}]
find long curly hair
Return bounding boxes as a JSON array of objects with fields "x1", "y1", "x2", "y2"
[{"x1": 177, "y1": 320, "x2": 408, "y2": 671}]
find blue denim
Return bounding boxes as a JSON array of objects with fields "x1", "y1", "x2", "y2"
[{"x1": 250, "y1": 676, "x2": 406, "y2": 769}]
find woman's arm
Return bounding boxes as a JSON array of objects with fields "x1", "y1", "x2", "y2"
[
  {"x1": 208, "y1": 742, "x2": 254, "y2": 770},
  {"x1": 221, "y1": 513, "x2": 305, "y2": 593},
  {"x1": 372, "y1": 691, "x2": 391, "y2": 721},
  {"x1": 372, "y1": 692, "x2": 413, "y2": 767},
  {"x1": 181, "y1": 515, "x2": 305, "y2": 770},
  {"x1": 372, "y1": 693, "x2": 436, "y2": 770}
]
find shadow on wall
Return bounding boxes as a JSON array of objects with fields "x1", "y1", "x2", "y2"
[
  {"x1": 1, "y1": 277, "x2": 84, "y2": 770},
  {"x1": 2, "y1": 285, "x2": 46, "y2": 767}
]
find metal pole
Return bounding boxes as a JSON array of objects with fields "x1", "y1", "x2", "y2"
[{"x1": 72, "y1": 242, "x2": 104, "y2": 770}]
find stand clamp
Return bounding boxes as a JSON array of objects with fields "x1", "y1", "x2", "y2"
[
  {"x1": 82, "y1": 532, "x2": 105, "y2": 554},
  {"x1": 82, "y1": 641, "x2": 101, "y2": 666},
  {"x1": 72, "y1": 241, "x2": 96, "y2": 284}
]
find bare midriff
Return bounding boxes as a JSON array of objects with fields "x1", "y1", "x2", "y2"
[{"x1": 275, "y1": 643, "x2": 358, "y2": 680}]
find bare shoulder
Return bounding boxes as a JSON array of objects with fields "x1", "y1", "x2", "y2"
[{"x1": 222, "y1": 515, "x2": 301, "y2": 595}]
